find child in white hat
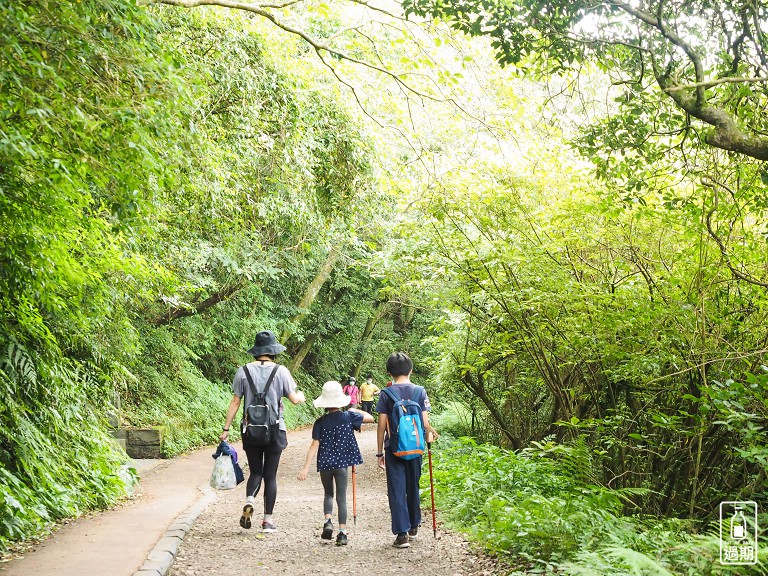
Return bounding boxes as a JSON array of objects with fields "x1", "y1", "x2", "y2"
[{"x1": 298, "y1": 380, "x2": 374, "y2": 545}]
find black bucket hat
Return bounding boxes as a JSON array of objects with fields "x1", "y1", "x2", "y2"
[{"x1": 247, "y1": 330, "x2": 286, "y2": 357}]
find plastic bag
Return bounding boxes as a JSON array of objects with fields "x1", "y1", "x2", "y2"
[
  {"x1": 212, "y1": 441, "x2": 244, "y2": 485},
  {"x1": 210, "y1": 454, "x2": 237, "y2": 490}
]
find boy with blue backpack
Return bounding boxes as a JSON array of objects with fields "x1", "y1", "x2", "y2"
[{"x1": 376, "y1": 352, "x2": 433, "y2": 548}]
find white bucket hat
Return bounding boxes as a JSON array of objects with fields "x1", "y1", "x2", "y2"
[{"x1": 313, "y1": 381, "x2": 351, "y2": 408}]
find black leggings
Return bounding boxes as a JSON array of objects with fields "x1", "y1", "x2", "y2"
[{"x1": 243, "y1": 445, "x2": 282, "y2": 514}]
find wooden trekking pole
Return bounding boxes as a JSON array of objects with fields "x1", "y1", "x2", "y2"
[
  {"x1": 427, "y1": 442, "x2": 437, "y2": 538},
  {"x1": 352, "y1": 465, "x2": 357, "y2": 525}
]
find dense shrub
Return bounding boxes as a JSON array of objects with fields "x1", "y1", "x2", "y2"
[
  {"x1": 0, "y1": 343, "x2": 135, "y2": 551},
  {"x1": 429, "y1": 437, "x2": 767, "y2": 575}
]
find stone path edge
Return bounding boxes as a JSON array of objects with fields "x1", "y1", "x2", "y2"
[{"x1": 133, "y1": 483, "x2": 217, "y2": 576}]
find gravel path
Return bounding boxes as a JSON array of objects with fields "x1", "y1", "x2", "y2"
[{"x1": 169, "y1": 426, "x2": 494, "y2": 576}]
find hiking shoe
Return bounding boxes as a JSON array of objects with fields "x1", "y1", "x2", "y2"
[
  {"x1": 336, "y1": 532, "x2": 348, "y2": 546},
  {"x1": 408, "y1": 527, "x2": 418, "y2": 540},
  {"x1": 239, "y1": 504, "x2": 253, "y2": 529},
  {"x1": 321, "y1": 519, "x2": 333, "y2": 540},
  {"x1": 393, "y1": 533, "x2": 410, "y2": 548},
  {"x1": 261, "y1": 521, "x2": 277, "y2": 533}
]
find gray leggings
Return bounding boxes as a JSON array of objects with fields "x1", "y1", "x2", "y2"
[{"x1": 320, "y1": 467, "x2": 349, "y2": 525}]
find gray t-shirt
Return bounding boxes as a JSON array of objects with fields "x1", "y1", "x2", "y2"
[{"x1": 233, "y1": 362, "x2": 296, "y2": 431}]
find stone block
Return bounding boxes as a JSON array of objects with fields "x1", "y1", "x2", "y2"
[
  {"x1": 125, "y1": 428, "x2": 162, "y2": 459},
  {"x1": 126, "y1": 444, "x2": 161, "y2": 459},
  {"x1": 128, "y1": 428, "x2": 162, "y2": 445},
  {"x1": 107, "y1": 409, "x2": 120, "y2": 429}
]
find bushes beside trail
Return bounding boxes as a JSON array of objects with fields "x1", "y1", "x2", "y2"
[{"x1": 428, "y1": 437, "x2": 766, "y2": 575}]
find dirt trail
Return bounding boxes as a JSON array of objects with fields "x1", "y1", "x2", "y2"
[{"x1": 170, "y1": 426, "x2": 492, "y2": 576}]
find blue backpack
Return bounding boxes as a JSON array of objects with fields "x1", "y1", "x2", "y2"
[{"x1": 383, "y1": 386, "x2": 426, "y2": 460}]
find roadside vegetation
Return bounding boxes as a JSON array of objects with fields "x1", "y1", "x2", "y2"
[{"x1": 428, "y1": 430, "x2": 767, "y2": 574}]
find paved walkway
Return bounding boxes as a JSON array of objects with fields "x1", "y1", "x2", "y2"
[
  {"x1": 1, "y1": 430, "x2": 496, "y2": 576},
  {"x1": 0, "y1": 446, "x2": 214, "y2": 576}
]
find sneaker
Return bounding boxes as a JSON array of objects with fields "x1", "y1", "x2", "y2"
[
  {"x1": 321, "y1": 519, "x2": 333, "y2": 540},
  {"x1": 261, "y1": 521, "x2": 277, "y2": 533},
  {"x1": 408, "y1": 527, "x2": 418, "y2": 540},
  {"x1": 239, "y1": 504, "x2": 253, "y2": 529},
  {"x1": 335, "y1": 532, "x2": 348, "y2": 546},
  {"x1": 393, "y1": 533, "x2": 410, "y2": 548}
]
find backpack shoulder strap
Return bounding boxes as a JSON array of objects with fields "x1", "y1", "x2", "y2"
[
  {"x1": 262, "y1": 364, "x2": 280, "y2": 398},
  {"x1": 381, "y1": 386, "x2": 399, "y2": 404},
  {"x1": 381, "y1": 387, "x2": 397, "y2": 437},
  {"x1": 242, "y1": 365, "x2": 258, "y2": 397},
  {"x1": 241, "y1": 365, "x2": 254, "y2": 424},
  {"x1": 384, "y1": 384, "x2": 424, "y2": 404}
]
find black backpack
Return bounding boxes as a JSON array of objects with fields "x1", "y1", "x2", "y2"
[{"x1": 240, "y1": 364, "x2": 280, "y2": 446}]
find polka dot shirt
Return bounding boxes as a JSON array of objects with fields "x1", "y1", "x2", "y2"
[{"x1": 312, "y1": 411, "x2": 364, "y2": 471}]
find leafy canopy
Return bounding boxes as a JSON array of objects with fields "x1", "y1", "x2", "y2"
[{"x1": 404, "y1": 0, "x2": 768, "y2": 161}]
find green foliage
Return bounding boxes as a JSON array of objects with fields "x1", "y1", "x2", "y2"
[
  {"x1": 0, "y1": 0, "x2": 187, "y2": 350},
  {"x1": 120, "y1": 327, "x2": 232, "y2": 456},
  {"x1": 708, "y1": 373, "x2": 768, "y2": 473},
  {"x1": 283, "y1": 399, "x2": 319, "y2": 431},
  {"x1": 429, "y1": 401, "x2": 474, "y2": 438},
  {"x1": 429, "y1": 438, "x2": 620, "y2": 562},
  {"x1": 0, "y1": 341, "x2": 135, "y2": 552},
  {"x1": 431, "y1": 437, "x2": 766, "y2": 574},
  {"x1": 404, "y1": 0, "x2": 768, "y2": 161},
  {"x1": 0, "y1": 0, "x2": 183, "y2": 550},
  {"x1": 0, "y1": 0, "x2": 380, "y2": 550},
  {"x1": 401, "y1": 158, "x2": 768, "y2": 516}
]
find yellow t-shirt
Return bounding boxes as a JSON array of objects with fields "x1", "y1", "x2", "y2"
[{"x1": 359, "y1": 382, "x2": 380, "y2": 402}]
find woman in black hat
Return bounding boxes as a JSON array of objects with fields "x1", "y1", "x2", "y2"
[{"x1": 220, "y1": 330, "x2": 306, "y2": 532}]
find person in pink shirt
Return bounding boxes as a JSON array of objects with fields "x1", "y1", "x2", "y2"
[{"x1": 342, "y1": 377, "x2": 360, "y2": 409}]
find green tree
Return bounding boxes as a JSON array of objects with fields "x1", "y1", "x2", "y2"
[
  {"x1": 402, "y1": 154, "x2": 768, "y2": 516},
  {"x1": 0, "y1": 0, "x2": 191, "y2": 550},
  {"x1": 404, "y1": 0, "x2": 768, "y2": 161}
]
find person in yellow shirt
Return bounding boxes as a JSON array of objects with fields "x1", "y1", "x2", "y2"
[{"x1": 359, "y1": 373, "x2": 380, "y2": 415}]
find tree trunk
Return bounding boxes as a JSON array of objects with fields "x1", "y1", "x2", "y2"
[
  {"x1": 393, "y1": 303, "x2": 416, "y2": 334},
  {"x1": 462, "y1": 370, "x2": 521, "y2": 450},
  {"x1": 280, "y1": 247, "x2": 341, "y2": 343},
  {"x1": 286, "y1": 334, "x2": 317, "y2": 373},
  {"x1": 351, "y1": 300, "x2": 389, "y2": 377}
]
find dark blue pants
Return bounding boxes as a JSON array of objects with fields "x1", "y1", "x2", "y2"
[{"x1": 384, "y1": 451, "x2": 422, "y2": 535}]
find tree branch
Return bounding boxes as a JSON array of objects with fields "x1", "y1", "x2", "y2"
[
  {"x1": 701, "y1": 179, "x2": 768, "y2": 288},
  {"x1": 151, "y1": 0, "x2": 449, "y2": 104},
  {"x1": 664, "y1": 76, "x2": 768, "y2": 92},
  {"x1": 152, "y1": 279, "x2": 247, "y2": 326},
  {"x1": 609, "y1": 0, "x2": 768, "y2": 160}
]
